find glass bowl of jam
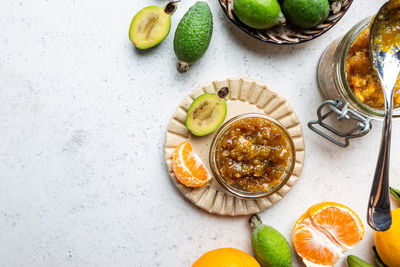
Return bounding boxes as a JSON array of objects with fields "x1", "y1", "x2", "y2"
[{"x1": 209, "y1": 113, "x2": 295, "y2": 199}]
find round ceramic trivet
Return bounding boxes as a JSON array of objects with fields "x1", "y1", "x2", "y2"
[{"x1": 164, "y1": 78, "x2": 305, "y2": 216}]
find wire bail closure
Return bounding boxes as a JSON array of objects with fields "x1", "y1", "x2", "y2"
[{"x1": 308, "y1": 98, "x2": 372, "y2": 147}]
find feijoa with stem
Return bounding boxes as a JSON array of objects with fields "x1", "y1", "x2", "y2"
[
  {"x1": 174, "y1": 1, "x2": 213, "y2": 73},
  {"x1": 129, "y1": 2, "x2": 178, "y2": 49},
  {"x1": 249, "y1": 214, "x2": 293, "y2": 267},
  {"x1": 185, "y1": 87, "x2": 229, "y2": 136}
]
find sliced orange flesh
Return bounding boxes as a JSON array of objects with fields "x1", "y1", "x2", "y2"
[
  {"x1": 293, "y1": 219, "x2": 339, "y2": 266},
  {"x1": 172, "y1": 141, "x2": 210, "y2": 188},
  {"x1": 311, "y1": 206, "x2": 364, "y2": 248}
]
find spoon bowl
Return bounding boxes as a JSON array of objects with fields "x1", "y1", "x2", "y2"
[{"x1": 368, "y1": 0, "x2": 400, "y2": 231}]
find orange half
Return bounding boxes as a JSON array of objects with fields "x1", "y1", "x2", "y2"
[
  {"x1": 172, "y1": 141, "x2": 210, "y2": 188},
  {"x1": 292, "y1": 202, "x2": 364, "y2": 266}
]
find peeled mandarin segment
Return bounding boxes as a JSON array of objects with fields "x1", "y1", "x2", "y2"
[
  {"x1": 293, "y1": 221, "x2": 339, "y2": 266},
  {"x1": 172, "y1": 143, "x2": 191, "y2": 177},
  {"x1": 311, "y1": 207, "x2": 364, "y2": 248},
  {"x1": 172, "y1": 141, "x2": 210, "y2": 188},
  {"x1": 172, "y1": 143, "x2": 191, "y2": 179}
]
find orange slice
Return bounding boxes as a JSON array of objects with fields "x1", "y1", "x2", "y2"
[
  {"x1": 292, "y1": 202, "x2": 364, "y2": 266},
  {"x1": 172, "y1": 141, "x2": 210, "y2": 188}
]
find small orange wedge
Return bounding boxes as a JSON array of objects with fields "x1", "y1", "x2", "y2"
[
  {"x1": 172, "y1": 141, "x2": 210, "y2": 188},
  {"x1": 292, "y1": 202, "x2": 364, "y2": 266}
]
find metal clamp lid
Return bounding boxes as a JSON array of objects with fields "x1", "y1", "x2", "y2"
[{"x1": 308, "y1": 98, "x2": 372, "y2": 147}]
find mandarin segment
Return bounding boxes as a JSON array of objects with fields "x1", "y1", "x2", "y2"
[
  {"x1": 172, "y1": 141, "x2": 210, "y2": 188},
  {"x1": 293, "y1": 220, "x2": 339, "y2": 266}
]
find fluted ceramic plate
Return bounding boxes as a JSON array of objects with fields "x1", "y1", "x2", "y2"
[
  {"x1": 164, "y1": 78, "x2": 305, "y2": 216},
  {"x1": 219, "y1": 0, "x2": 353, "y2": 45}
]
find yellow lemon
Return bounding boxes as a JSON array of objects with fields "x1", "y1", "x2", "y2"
[
  {"x1": 192, "y1": 248, "x2": 260, "y2": 267},
  {"x1": 374, "y1": 208, "x2": 400, "y2": 267}
]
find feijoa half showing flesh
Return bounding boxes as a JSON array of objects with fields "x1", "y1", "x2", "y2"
[
  {"x1": 129, "y1": 2, "x2": 177, "y2": 49},
  {"x1": 186, "y1": 87, "x2": 229, "y2": 136}
]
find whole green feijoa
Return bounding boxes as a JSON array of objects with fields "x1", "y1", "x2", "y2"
[
  {"x1": 282, "y1": 0, "x2": 330, "y2": 28},
  {"x1": 250, "y1": 215, "x2": 293, "y2": 267},
  {"x1": 173, "y1": 1, "x2": 213, "y2": 73},
  {"x1": 234, "y1": 0, "x2": 284, "y2": 30}
]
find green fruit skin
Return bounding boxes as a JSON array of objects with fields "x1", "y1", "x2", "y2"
[
  {"x1": 282, "y1": 0, "x2": 330, "y2": 28},
  {"x1": 347, "y1": 255, "x2": 374, "y2": 267},
  {"x1": 372, "y1": 247, "x2": 386, "y2": 267},
  {"x1": 234, "y1": 0, "x2": 283, "y2": 29},
  {"x1": 174, "y1": 1, "x2": 213, "y2": 64},
  {"x1": 252, "y1": 225, "x2": 293, "y2": 267}
]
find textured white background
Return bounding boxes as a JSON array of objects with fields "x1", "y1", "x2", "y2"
[{"x1": 0, "y1": 0, "x2": 399, "y2": 266}]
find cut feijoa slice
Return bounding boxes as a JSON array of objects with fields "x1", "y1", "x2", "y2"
[
  {"x1": 129, "y1": 2, "x2": 177, "y2": 49},
  {"x1": 186, "y1": 87, "x2": 229, "y2": 136}
]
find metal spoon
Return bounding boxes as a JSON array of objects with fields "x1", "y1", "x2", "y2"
[{"x1": 368, "y1": 1, "x2": 400, "y2": 231}]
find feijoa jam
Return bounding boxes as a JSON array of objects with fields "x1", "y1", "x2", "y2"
[{"x1": 216, "y1": 117, "x2": 291, "y2": 192}]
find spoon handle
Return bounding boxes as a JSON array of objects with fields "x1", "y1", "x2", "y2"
[{"x1": 367, "y1": 97, "x2": 393, "y2": 231}]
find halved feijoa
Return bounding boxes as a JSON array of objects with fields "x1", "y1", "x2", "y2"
[
  {"x1": 129, "y1": 3, "x2": 177, "y2": 49},
  {"x1": 186, "y1": 87, "x2": 229, "y2": 136}
]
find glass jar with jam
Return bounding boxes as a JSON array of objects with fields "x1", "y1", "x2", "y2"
[
  {"x1": 209, "y1": 113, "x2": 295, "y2": 199},
  {"x1": 311, "y1": 17, "x2": 400, "y2": 147}
]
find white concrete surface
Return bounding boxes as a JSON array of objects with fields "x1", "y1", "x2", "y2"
[{"x1": 0, "y1": 0, "x2": 398, "y2": 266}]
